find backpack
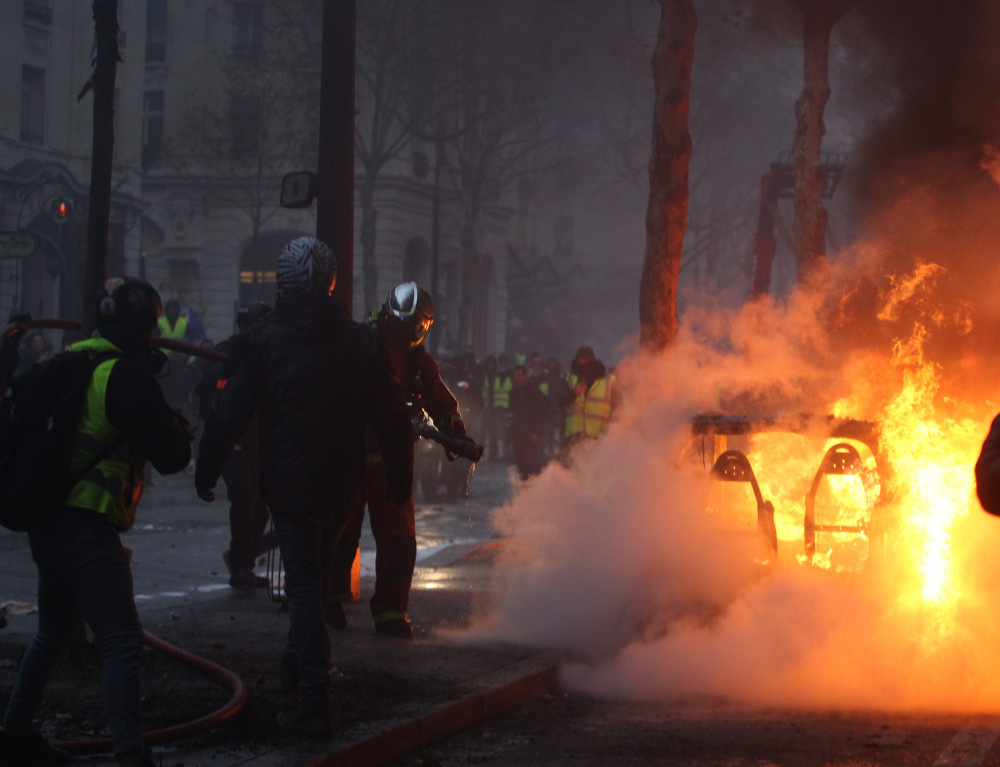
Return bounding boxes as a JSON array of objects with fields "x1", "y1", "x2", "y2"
[{"x1": 0, "y1": 350, "x2": 120, "y2": 532}]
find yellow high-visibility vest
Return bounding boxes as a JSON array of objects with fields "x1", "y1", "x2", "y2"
[
  {"x1": 157, "y1": 315, "x2": 188, "y2": 340},
  {"x1": 483, "y1": 375, "x2": 512, "y2": 409},
  {"x1": 64, "y1": 337, "x2": 145, "y2": 530},
  {"x1": 565, "y1": 375, "x2": 616, "y2": 439}
]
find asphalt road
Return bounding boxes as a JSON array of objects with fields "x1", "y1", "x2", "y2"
[{"x1": 6, "y1": 460, "x2": 1000, "y2": 766}]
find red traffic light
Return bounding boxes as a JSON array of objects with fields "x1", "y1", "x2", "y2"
[{"x1": 50, "y1": 198, "x2": 71, "y2": 222}]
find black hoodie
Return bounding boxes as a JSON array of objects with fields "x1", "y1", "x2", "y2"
[{"x1": 196, "y1": 294, "x2": 411, "y2": 521}]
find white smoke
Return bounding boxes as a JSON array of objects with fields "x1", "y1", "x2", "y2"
[{"x1": 462, "y1": 258, "x2": 1000, "y2": 712}]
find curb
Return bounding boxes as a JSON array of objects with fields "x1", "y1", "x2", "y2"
[{"x1": 306, "y1": 656, "x2": 561, "y2": 767}]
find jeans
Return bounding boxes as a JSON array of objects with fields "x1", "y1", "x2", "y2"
[
  {"x1": 272, "y1": 510, "x2": 333, "y2": 709},
  {"x1": 3, "y1": 507, "x2": 144, "y2": 756}
]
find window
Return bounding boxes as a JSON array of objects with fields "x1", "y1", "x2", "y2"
[
  {"x1": 233, "y1": 2, "x2": 262, "y2": 57},
  {"x1": 20, "y1": 65, "x2": 45, "y2": 144},
  {"x1": 143, "y1": 90, "x2": 164, "y2": 168},
  {"x1": 230, "y1": 96, "x2": 260, "y2": 157},
  {"x1": 145, "y1": 0, "x2": 166, "y2": 63}
]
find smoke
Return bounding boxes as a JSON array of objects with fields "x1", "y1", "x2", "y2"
[
  {"x1": 454, "y1": 0, "x2": 1000, "y2": 714},
  {"x1": 461, "y1": 255, "x2": 1000, "y2": 711}
]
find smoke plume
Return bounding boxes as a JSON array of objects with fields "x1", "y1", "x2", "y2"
[{"x1": 460, "y1": 0, "x2": 1000, "y2": 711}]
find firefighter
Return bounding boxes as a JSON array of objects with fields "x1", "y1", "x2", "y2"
[
  {"x1": 0, "y1": 278, "x2": 192, "y2": 767},
  {"x1": 195, "y1": 237, "x2": 411, "y2": 736},
  {"x1": 561, "y1": 345, "x2": 621, "y2": 449},
  {"x1": 326, "y1": 282, "x2": 474, "y2": 639}
]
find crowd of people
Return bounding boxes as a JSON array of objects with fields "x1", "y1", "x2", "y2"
[
  {"x1": 0, "y1": 235, "x2": 622, "y2": 767},
  {"x1": 431, "y1": 343, "x2": 621, "y2": 482}
]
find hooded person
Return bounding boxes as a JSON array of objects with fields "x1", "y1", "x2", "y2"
[
  {"x1": 0, "y1": 277, "x2": 192, "y2": 767},
  {"x1": 194, "y1": 236, "x2": 411, "y2": 736}
]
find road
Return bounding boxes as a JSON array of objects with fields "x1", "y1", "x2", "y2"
[{"x1": 4, "y1": 460, "x2": 1000, "y2": 766}]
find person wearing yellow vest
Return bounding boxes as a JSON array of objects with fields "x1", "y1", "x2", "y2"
[
  {"x1": 0, "y1": 278, "x2": 192, "y2": 767},
  {"x1": 481, "y1": 353, "x2": 513, "y2": 461},
  {"x1": 561, "y1": 346, "x2": 621, "y2": 450},
  {"x1": 154, "y1": 298, "x2": 190, "y2": 410}
]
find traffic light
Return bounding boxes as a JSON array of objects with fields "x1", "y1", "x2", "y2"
[{"x1": 50, "y1": 197, "x2": 72, "y2": 223}]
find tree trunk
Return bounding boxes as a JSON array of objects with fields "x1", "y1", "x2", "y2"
[
  {"x1": 639, "y1": 0, "x2": 696, "y2": 351},
  {"x1": 790, "y1": 0, "x2": 853, "y2": 287}
]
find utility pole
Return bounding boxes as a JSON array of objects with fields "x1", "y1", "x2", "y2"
[
  {"x1": 316, "y1": 0, "x2": 356, "y2": 317},
  {"x1": 82, "y1": 0, "x2": 119, "y2": 335}
]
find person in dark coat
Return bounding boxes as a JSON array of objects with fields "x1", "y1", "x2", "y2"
[
  {"x1": 507, "y1": 364, "x2": 550, "y2": 480},
  {"x1": 194, "y1": 237, "x2": 411, "y2": 736},
  {"x1": 198, "y1": 303, "x2": 274, "y2": 590}
]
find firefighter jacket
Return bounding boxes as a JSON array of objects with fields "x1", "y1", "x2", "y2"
[
  {"x1": 64, "y1": 336, "x2": 191, "y2": 529},
  {"x1": 195, "y1": 294, "x2": 412, "y2": 520},
  {"x1": 564, "y1": 372, "x2": 619, "y2": 439},
  {"x1": 386, "y1": 343, "x2": 465, "y2": 437},
  {"x1": 482, "y1": 373, "x2": 513, "y2": 409}
]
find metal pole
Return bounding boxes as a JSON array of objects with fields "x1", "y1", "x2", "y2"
[
  {"x1": 83, "y1": 0, "x2": 119, "y2": 335},
  {"x1": 317, "y1": 0, "x2": 356, "y2": 317}
]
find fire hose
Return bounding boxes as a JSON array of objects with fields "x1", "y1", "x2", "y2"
[
  {"x1": 9, "y1": 318, "x2": 227, "y2": 361},
  {"x1": 51, "y1": 631, "x2": 249, "y2": 756},
  {"x1": 10, "y1": 320, "x2": 246, "y2": 753},
  {"x1": 412, "y1": 417, "x2": 484, "y2": 463}
]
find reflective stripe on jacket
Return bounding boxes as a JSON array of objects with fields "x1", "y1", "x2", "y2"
[
  {"x1": 565, "y1": 375, "x2": 616, "y2": 439},
  {"x1": 63, "y1": 337, "x2": 144, "y2": 529}
]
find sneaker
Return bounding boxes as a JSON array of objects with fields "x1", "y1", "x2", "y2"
[
  {"x1": 325, "y1": 601, "x2": 347, "y2": 630},
  {"x1": 374, "y1": 616, "x2": 413, "y2": 639},
  {"x1": 276, "y1": 705, "x2": 332, "y2": 736},
  {"x1": 0, "y1": 727, "x2": 72, "y2": 766}
]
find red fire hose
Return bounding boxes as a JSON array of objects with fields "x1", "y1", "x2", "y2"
[
  {"x1": 16, "y1": 319, "x2": 245, "y2": 752},
  {"x1": 51, "y1": 630, "x2": 248, "y2": 755},
  {"x1": 12, "y1": 318, "x2": 228, "y2": 361}
]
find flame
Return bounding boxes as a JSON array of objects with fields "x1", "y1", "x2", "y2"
[{"x1": 707, "y1": 262, "x2": 986, "y2": 617}]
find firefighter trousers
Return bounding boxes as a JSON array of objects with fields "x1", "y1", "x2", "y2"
[{"x1": 327, "y1": 460, "x2": 416, "y2": 621}]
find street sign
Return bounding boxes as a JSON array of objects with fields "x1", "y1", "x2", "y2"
[
  {"x1": 0, "y1": 230, "x2": 42, "y2": 260},
  {"x1": 280, "y1": 170, "x2": 317, "y2": 209}
]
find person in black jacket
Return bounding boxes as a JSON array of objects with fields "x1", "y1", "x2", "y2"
[
  {"x1": 0, "y1": 278, "x2": 192, "y2": 767},
  {"x1": 197, "y1": 303, "x2": 274, "y2": 590},
  {"x1": 194, "y1": 237, "x2": 411, "y2": 737}
]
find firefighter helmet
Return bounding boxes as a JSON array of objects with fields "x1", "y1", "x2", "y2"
[{"x1": 379, "y1": 282, "x2": 434, "y2": 348}]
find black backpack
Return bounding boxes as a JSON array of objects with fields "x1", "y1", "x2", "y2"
[{"x1": 0, "y1": 350, "x2": 121, "y2": 532}]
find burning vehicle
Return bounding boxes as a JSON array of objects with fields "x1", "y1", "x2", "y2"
[{"x1": 684, "y1": 412, "x2": 890, "y2": 572}]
